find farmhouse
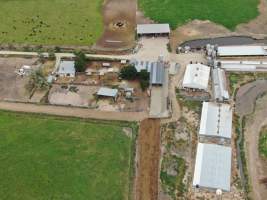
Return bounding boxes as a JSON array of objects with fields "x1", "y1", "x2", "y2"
[
  {"x1": 199, "y1": 102, "x2": 232, "y2": 139},
  {"x1": 182, "y1": 63, "x2": 210, "y2": 91},
  {"x1": 57, "y1": 61, "x2": 75, "y2": 77},
  {"x1": 193, "y1": 143, "x2": 232, "y2": 191},
  {"x1": 212, "y1": 68, "x2": 229, "y2": 101},
  {"x1": 137, "y1": 24, "x2": 170, "y2": 37},
  {"x1": 97, "y1": 87, "x2": 118, "y2": 100},
  {"x1": 217, "y1": 45, "x2": 267, "y2": 57}
]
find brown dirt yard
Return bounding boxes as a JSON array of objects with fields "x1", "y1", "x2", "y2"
[
  {"x1": 135, "y1": 119, "x2": 161, "y2": 200},
  {"x1": 0, "y1": 57, "x2": 39, "y2": 101},
  {"x1": 94, "y1": 0, "x2": 136, "y2": 51}
]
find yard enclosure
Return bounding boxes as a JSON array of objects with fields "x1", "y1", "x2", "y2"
[
  {"x1": 0, "y1": 0, "x2": 103, "y2": 45},
  {"x1": 0, "y1": 111, "x2": 134, "y2": 200},
  {"x1": 139, "y1": 0, "x2": 259, "y2": 29}
]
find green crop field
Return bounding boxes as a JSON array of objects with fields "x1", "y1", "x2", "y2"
[
  {"x1": 0, "y1": 0, "x2": 103, "y2": 45},
  {"x1": 0, "y1": 111, "x2": 135, "y2": 200},
  {"x1": 139, "y1": 0, "x2": 259, "y2": 29}
]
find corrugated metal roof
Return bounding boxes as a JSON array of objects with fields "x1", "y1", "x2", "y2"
[
  {"x1": 97, "y1": 87, "x2": 118, "y2": 97},
  {"x1": 219, "y1": 60, "x2": 267, "y2": 72},
  {"x1": 212, "y1": 68, "x2": 229, "y2": 101},
  {"x1": 199, "y1": 102, "x2": 232, "y2": 139},
  {"x1": 58, "y1": 61, "x2": 75, "y2": 75},
  {"x1": 193, "y1": 143, "x2": 232, "y2": 191},
  {"x1": 150, "y1": 60, "x2": 164, "y2": 85},
  {"x1": 182, "y1": 63, "x2": 210, "y2": 90},
  {"x1": 137, "y1": 24, "x2": 170, "y2": 34},
  {"x1": 217, "y1": 45, "x2": 267, "y2": 57}
]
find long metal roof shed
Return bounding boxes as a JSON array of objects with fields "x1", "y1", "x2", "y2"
[
  {"x1": 182, "y1": 63, "x2": 210, "y2": 90},
  {"x1": 150, "y1": 59, "x2": 165, "y2": 85},
  {"x1": 217, "y1": 45, "x2": 267, "y2": 57},
  {"x1": 97, "y1": 87, "x2": 118, "y2": 97},
  {"x1": 193, "y1": 143, "x2": 232, "y2": 191},
  {"x1": 137, "y1": 24, "x2": 170, "y2": 35},
  {"x1": 212, "y1": 68, "x2": 229, "y2": 101},
  {"x1": 199, "y1": 102, "x2": 232, "y2": 139}
]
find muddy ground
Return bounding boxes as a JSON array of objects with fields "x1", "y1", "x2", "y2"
[
  {"x1": 94, "y1": 0, "x2": 136, "y2": 51},
  {"x1": 0, "y1": 57, "x2": 39, "y2": 101},
  {"x1": 135, "y1": 119, "x2": 161, "y2": 200}
]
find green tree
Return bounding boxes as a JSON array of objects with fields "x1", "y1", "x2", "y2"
[
  {"x1": 139, "y1": 69, "x2": 150, "y2": 91},
  {"x1": 120, "y1": 65, "x2": 138, "y2": 80},
  {"x1": 74, "y1": 51, "x2": 87, "y2": 72},
  {"x1": 26, "y1": 69, "x2": 49, "y2": 92}
]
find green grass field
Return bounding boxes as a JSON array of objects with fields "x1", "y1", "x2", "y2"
[
  {"x1": 0, "y1": 111, "x2": 134, "y2": 200},
  {"x1": 0, "y1": 0, "x2": 103, "y2": 45},
  {"x1": 259, "y1": 126, "x2": 267, "y2": 158},
  {"x1": 139, "y1": 0, "x2": 259, "y2": 29}
]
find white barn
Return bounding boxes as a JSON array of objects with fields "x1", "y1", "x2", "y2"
[
  {"x1": 182, "y1": 63, "x2": 210, "y2": 91},
  {"x1": 193, "y1": 143, "x2": 232, "y2": 191},
  {"x1": 217, "y1": 45, "x2": 267, "y2": 57},
  {"x1": 199, "y1": 102, "x2": 232, "y2": 139},
  {"x1": 57, "y1": 61, "x2": 75, "y2": 77}
]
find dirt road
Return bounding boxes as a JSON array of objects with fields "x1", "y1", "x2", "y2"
[
  {"x1": 244, "y1": 95, "x2": 267, "y2": 200},
  {"x1": 135, "y1": 119, "x2": 161, "y2": 200},
  {"x1": 0, "y1": 101, "x2": 147, "y2": 121}
]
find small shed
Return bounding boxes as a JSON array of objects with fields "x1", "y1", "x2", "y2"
[
  {"x1": 97, "y1": 87, "x2": 118, "y2": 100},
  {"x1": 57, "y1": 61, "x2": 75, "y2": 77},
  {"x1": 137, "y1": 24, "x2": 170, "y2": 37}
]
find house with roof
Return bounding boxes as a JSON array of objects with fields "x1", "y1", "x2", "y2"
[{"x1": 57, "y1": 61, "x2": 75, "y2": 77}]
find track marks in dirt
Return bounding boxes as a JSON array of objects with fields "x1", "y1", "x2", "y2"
[{"x1": 135, "y1": 119, "x2": 161, "y2": 200}]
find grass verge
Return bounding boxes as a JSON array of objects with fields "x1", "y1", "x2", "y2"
[{"x1": 259, "y1": 126, "x2": 267, "y2": 158}]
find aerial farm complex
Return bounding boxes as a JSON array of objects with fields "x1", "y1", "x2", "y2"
[{"x1": 0, "y1": 0, "x2": 267, "y2": 200}]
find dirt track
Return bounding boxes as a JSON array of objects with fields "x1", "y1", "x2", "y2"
[
  {"x1": 95, "y1": 0, "x2": 136, "y2": 51},
  {"x1": 0, "y1": 101, "x2": 147, "y2": 121},
  {"x1": 135, "y1": 119, "x2": 161, "y2": 200},
  {"x1": 244, "y1": 95, "x2": 267, "y2": 200}
]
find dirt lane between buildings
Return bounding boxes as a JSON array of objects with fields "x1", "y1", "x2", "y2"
[
  {"x1": 0, "y1": 101, "x2": 147, "y2": 121},
  {"x1": 135, "y1": 119, "x2": 161, "y2": 200}
]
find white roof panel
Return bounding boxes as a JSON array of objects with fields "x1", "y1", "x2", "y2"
[
  {"x1": 58, "y1": 61, "x2": 75, "y2": 74},
  {"x1": 182, "y1": 63, "x2": 210, "y2": 90},
  {"x1": 193, "y1": 143, "x2": 232, "y2": 191},
  {"x1": 217, "y1": 45, "x2": 267, "y2": 57},
  {"x1": 97, "y1": 87, "x2": 118, "y2": 97},
  {"x1": 199, "y1": 102, "x2": 232, "y2": 139},
  {"x1": 137, "y1": 24, "x2": 170, "y2": 34}
]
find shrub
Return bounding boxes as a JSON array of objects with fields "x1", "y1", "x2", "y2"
[{"x1": 120, "y1": 65, "x2": 138, "y2": 80}]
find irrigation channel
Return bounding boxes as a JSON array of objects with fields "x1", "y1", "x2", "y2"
[{"x1": 180, "y1": 36, "x2": 267, "y2": 49}]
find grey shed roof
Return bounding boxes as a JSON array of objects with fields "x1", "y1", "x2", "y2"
[
  {"x1": 58, "y1": 61, "x2": 75, "y2": 74},
  {"x1": 193, "y1": 143, "x2": 232, "y2": 191},
  {"x1": 150, "y1": 60, "x2": 164, "y2": 85},
  {"x1": 97, "y1": 87, "x2": 118, "y2": 97},
  {"x1": 137, "y1": 24, "x2": 170, "y2": 35}
]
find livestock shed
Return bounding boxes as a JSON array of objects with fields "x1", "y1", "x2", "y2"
[
  {"x1": 150, "y1": 58, "x2": 165, "y2": 85},
  {"x1": 217, "y1": 45, "x2": 267, "y2": 57},
  {"x1": 57, "y1": 61, "x2": 75, "y2": 77},
  {"x1": 182, "y1": 63, "x2": 210, "y2": 91},
  {"x1": 219, "y1": 60, "x2": 267, "y2": 72},
  {"x1": 97, "y1": 87, "x2": 118, "y2": 100},
  {"x1": 212, "y1": 68, "x2": 229, "y2": 101},
  {"x1": 137, "y1": 24, "x2": 170, "y2": 37},
  {"x1": 199, "y1": 102, "x2": 232, "y2": 139},
  {"x1": 193, "y1": 143, "x2": 232, "y2": 191}
]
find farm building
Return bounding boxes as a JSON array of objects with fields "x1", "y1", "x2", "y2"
[
  {"x1": 182, "y1": 63, "x2": 210, "y2": 91},
  {"x1": 137, "y1": 24, "x2": 170, "y2": 37},
  {"x1": 57, "y1": 61, "x2": 75, "y2": 77},
  {"x1": 193, "y1": 143, "x2": 232, "y2": 191},
  {"x1": 212, "y1": 68, "x2": 229, "y2": 101},
  {"x1": 219, "y1": 60, "x2": 267, "y2": 72},
  {"x1": 97, "y1": 87, "x2": 118, "y2": 100},
  {"x1": 130, "y1": 59, "x2": 153, "y2": 72},
  {"x1": 199, "y1": 102, "x2": 232, "y2": 139},
  {"x1": 217, "y1": 45, "x2": 267, "y2": 57}
]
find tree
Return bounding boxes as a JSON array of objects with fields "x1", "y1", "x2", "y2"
[
  {"x1": 74, "y1": 51, "x2": 87, "y2": 72},
  {"x1": 26, "y1": 69, "x2": 49, "y2": 92},
  {"x1": 139, "y1": 69, "x2": 150, "y2": 91},
  {"x1": 120, "y1": 65, "x2": 138, "y2": 80}
]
